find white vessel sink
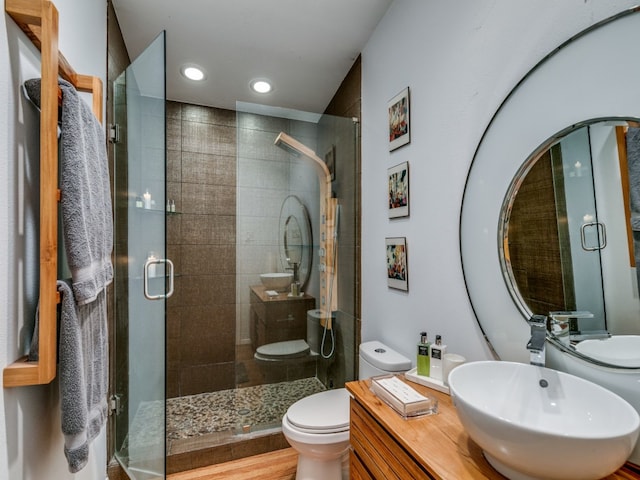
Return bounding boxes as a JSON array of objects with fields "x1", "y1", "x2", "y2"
[
  {"x1": 448, "y1": 361, "x2": 639, "y2": 480},
  {"x1": 260, "y1": 272, "x2": 293, "y2": 291},
  {"x1": 574, "y1": 335, "x2": 640, "y2": 367}
]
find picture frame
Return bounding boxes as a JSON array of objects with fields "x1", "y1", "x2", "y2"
[
  {"x1": 388, "y1": 87, "x2": 410, "y2": 151},
  {"x1": 388, "y1": 161, "x2": 409, "y2": 218},
  {"x1": 325, "y1": 144, "x2": 336, "y2": 181},
  {"x1": 386, "y1": 237, "x2": 408, "y2": 291}
]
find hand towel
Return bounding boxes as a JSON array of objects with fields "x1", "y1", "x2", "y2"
[
  {"x1": 24, "y1": 78, "x2": 113, "y2": 305},
  {"x1": 57, "y1": 280, "x2": 109, "y2": 473}
]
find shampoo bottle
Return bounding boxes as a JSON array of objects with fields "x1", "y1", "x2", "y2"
[
  {"x1": 417, "y1": 332, "x2": 431, "y2": 376},
  {"x1": 430, "y1": 335, "x2": 447, "y2": 381}
]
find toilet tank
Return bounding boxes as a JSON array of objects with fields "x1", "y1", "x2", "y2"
[{"x1": 359, "y1": 341, "x2": 411, "y2": 379}]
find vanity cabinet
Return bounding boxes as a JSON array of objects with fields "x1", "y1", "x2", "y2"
[
  {"x1": 346, "y1": 379, "x2": 640, "y2": 480},
  {"x1": 249, "y1": 285, "x2": 315, "y2": 349}
]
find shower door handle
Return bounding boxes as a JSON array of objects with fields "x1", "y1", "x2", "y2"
[
  {"x1": 144, "y1": 258, "x2": 175, "y2": 300},
  {"x1": 580, "y1": 222, "x2": 607, "y2": 251}
]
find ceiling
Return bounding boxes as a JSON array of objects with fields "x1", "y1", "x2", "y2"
[{"x1": 111, "y1": 0, "x2": 393, "y2": 114}]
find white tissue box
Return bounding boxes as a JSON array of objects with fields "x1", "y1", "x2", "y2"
[{"x1": 370, "y1": 375, "x2": 438, "y2": 418}]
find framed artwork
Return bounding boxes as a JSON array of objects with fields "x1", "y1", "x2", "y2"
[
  {"x1": 388, "y1": 87, "x2": 410, "y2": 151},
  {"x1": 325, "y1": 144, "x2": 336, "y2": 181},
  {"x1": 386, "y1": 237, "x2": 408, "y2": 291},
  {"x1": 388, "y1": 161, "x2": 409, "y2": 218}
]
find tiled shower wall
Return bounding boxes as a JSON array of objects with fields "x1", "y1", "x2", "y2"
[{"x1": 166, "y1": 102, "x2": 238, "y2": 397}]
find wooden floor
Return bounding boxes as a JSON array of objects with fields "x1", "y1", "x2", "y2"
[{"x1": 166, "y1": 448, "x2": 298, "y2": 480}]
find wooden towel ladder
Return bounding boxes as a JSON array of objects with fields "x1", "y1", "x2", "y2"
[{"x1": 4, "y1": 0, "x2": 103, "y2": 387}]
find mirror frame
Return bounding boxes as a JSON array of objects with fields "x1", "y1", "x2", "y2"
[{"x1": 460, "y1": 6, "x2": 640, "y2": 365}]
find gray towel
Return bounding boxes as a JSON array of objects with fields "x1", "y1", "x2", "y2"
[
  {"x1": 58, "y1": 280, "x2": 108, "y2": 473},
  {"x1": 626, "y1": 128, "x2": 640, "y2": 293},
  {"x1": 24, "y1": 78, "x2": 113, "y2": 304},
  {"x1": 28, "y1": 281, "x2": 108, "y2": 473},
  {"x1": 626, "y1": 127, "x2": 640, "y2": 231},
  {"x1": 24, "y1": 78, "x2": 111, "y2": 473}
]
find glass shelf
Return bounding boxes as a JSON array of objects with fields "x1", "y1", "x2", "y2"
[{"x1": 133, "y1": 207, "x2": 181, "y2": 215}]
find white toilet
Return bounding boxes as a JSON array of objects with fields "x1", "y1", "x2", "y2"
[
  {"x1": 282, "y1": 340, "x2": 412, "y2": 480},
  {"x1": 254, "y1": 309, "x2": 330, "y2": 362}
]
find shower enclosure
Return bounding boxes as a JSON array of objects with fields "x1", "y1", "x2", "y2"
[
  {"x1": 109, "y1": 29, "x2": 359, "y2": 471},
  {"x1": 112, "y1": 32, "x2": 168, "y2": 480},
  {"x1": 163, "y1": 101, "x2": 359, "y2": 469}
]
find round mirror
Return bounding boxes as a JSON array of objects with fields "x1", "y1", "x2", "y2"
[
  {"x1": 279, "y1": 195, "x2": 312, "y2": 289},
  {"x1": 460, "y1": 7, "x2": 640, "y2": 366},
  {"x1": 500, "y1": 119, "x2": 640, "y2": 367}
]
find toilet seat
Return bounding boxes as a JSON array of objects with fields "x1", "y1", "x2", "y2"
[
  {"x1": 285, "y1": 389, "x2": 351, "y2": 434},
  {"x1": 255, "y1": 339, "x2": 310, "y2": 360}
]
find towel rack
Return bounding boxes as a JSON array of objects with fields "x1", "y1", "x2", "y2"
[{"x1": 4, "y1": 0, "x2": 103, "y2": 387}]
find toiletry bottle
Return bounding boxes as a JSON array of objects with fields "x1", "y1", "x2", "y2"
[
  {"x1": 430, "y1": 335, "x2": 447, "y2": 381},
  {"x1": 135, "y1": 196, "x2": 143, "y2": 208},
  {"x1": 166, "y1": 199, "x2": 171, "y2": 212},
  {"x1": 417, "y1": 332, "x2": 431, "y2": 376},
  {"x1": 170, "y1": 199, "x2": 176, "y2": 212}
]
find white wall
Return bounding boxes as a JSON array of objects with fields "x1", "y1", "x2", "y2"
[
  {"x1": 1, "y1": 0, "x2": 107, "y2": 478},
  {"x1": 361, "y1": 0, "x2": 640, "y2": 365}
]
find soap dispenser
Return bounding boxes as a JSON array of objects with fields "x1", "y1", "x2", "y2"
[
  {"x1": 417, "y1": 332, "x2": 431, "y2": 376},
  {"x1": 429, "y1": 335, "x2": 447, "y2": 381}
]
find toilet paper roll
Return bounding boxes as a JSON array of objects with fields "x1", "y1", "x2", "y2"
[{"x1": 443, "y1": 353, "x2": 466, "y2": 387}]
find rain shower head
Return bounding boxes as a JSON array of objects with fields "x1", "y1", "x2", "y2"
[
  {"x1": 274, "y1": 132, "x2": 332, "y2": 187},
  {"x1": 274, "y1": 132, "x2": 321, "y2": 162},
  {"x1": 274, "y1": 132, "x2": 302, "y2": 157}
]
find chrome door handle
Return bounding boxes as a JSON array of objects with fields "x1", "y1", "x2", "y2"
[
  {"x1": 580, "y1": 222, "x2": 607, "y2": 251},
  {"x1": 144, "y1": 258, "x2": 174, "y2": 300}
]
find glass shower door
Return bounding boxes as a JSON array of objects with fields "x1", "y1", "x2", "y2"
[
  {"x1": 553, "y1": 126, "x2": 606, "y2": 332},
  {"x1": 113, "y1": 32, "x2": 167, "y2": 479}
]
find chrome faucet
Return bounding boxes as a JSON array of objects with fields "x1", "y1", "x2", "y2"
[
  {"x1": 286, "y1": 258, "x2": 299, "y2": 283},
  {"x1": 527, "y1": 315, "x2": 547, "y2": 367}
]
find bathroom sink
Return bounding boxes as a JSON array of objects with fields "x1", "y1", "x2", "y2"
[
  {"x1": 260, "y1": 272, "x2": 293, "y2": 291},
  {"x1": 448, "y1": 361, "x2": 640, "y2": 480}
]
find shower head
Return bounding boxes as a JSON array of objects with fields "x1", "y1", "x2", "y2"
[
  {"x1": 274, "y1": 132, "x2": 303, "y2": 157},
  {"x1": 274, "y1": 132, "x2": 321, "y2": 162},
  {"x1": 274, "y1": 132, "x2": 332, "y2": 187}
]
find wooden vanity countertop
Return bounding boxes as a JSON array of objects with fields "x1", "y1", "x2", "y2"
[
  {"x1": 346, "y1": 378, "x2": 640, "y2": 480},
  {"x1": 250, "y1": 285, "x2": 314, "y2": 303}
]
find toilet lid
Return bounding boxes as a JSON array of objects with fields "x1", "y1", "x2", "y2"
[
  {"x1": 286, "y1": 388, "x2": 351, "y2": 433},
  {"x1": 256, "y1": 339, "x2": 310, "y2": 359}
]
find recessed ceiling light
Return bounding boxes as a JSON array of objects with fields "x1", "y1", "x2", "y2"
[
  {"x1": 182, "y1": 65, "x2": 205, "y2": 81},
  {"x1": 251, "y1": 79, "x2": 273, "y2": 94}
]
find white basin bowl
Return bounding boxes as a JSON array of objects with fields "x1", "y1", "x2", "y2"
[
  {"x1": 260, "y1": 272, "x2": 293, "y2": 291},
  {"x1": 448, "y1": 361, "x2": 640, "y2": 480},
  {"x1": 574, "y1": 335, "x2": 640, "y2": 367}
]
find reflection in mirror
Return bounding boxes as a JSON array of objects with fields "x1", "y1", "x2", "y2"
[
  {"x1": 500, "y1": 120, "x2": 640, "y2": 365},
  {"x1": 284, "y1": 215, "x2": 303, "y2": 264},
  {"x1": 279, "y1": 195, "x2": 312, "y2": 289}
]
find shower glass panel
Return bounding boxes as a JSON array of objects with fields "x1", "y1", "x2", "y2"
[
  {"x1": 113, "y1": 32, "x2": 167, "y2": 479},
  {"x1": 234, "y1": 103, "x2": 358, "y2": 432}
]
